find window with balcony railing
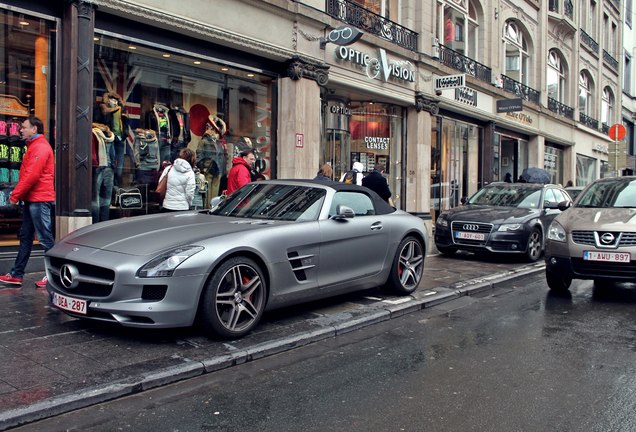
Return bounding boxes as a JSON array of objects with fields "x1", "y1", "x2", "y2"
[{"x1": 325, "y1": 0, "x2": 418, "y2": 51}]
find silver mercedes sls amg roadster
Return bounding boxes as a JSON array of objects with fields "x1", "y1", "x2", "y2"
[{"x1": 46, "y1": 180, "x2": 428, "y2": 339}]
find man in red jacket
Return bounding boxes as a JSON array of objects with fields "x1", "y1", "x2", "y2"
[
  {"x1": 225, "y1": 149, "x2": 256, "y2": 195},
  {"x1": 0, "y1": 116, "x2": 55, "y2": 288}
]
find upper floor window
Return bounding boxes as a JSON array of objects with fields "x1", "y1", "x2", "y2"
[
  {"x1": 547, "y1": 50, "x2": 565, "y2": 102},
  {"x1": 601, "y1": 87, "x2": 614, "y2": 125},
  {"x1": 352, "y1": 0, "x2": 399, "y2": 20},
  {"x1": 438, "y1": 0, "x2": 478, "y2": 60},
  {"x1": 503, "y1": 21, "x2": 529, "y2": 85},
  {"x1": 580, "y1": 0, "x2": 597, "y2": 37},
  {"x1": 579, "y1": 71, "x2": 592, "y2": 115}
]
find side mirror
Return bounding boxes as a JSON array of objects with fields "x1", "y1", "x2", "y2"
[
  {"x1": 331, "y1": 204, "x2": 355, "y2": 220},
  {"x1": 557, "y1": 200, "x2": 572, "y2": 211},
  {"x1": 460, "y1": 196, "x2": 468, "y2": 205}
]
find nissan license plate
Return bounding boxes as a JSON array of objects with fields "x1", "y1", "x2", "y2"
[
  {"x1": 455, "y1": 231, "x2": 485, "y2": 241},
  {"x1": 583, "y1": 251, "x2": 631, "y2": 263},
  {"x1": 52, "y1": 292, "x2": 87, "y2": 315}
]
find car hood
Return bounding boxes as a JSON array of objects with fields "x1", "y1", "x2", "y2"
[
  {"x1": 444, "y1": 205, "x2": 538, "y2": 224},
  {"x1": 59, "y1": 212, "x2": 287, "y2": 255},
  {"x1": 556, "y1": 207, "x2": 636, "y2": 231}
]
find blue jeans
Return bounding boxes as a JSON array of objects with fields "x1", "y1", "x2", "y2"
[
  {"x1": 92, "y1": 166, "x2": 114, "y2": 222},
  {"x1": 11, "y1": 201, "x2": 55, "y2": 278}
]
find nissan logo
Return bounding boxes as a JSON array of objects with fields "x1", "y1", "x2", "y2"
[
  {"x1": 462, "y1": 224, "x2": 480, "y2": 231},
  {"x1": 600, "y1": 232, "x2": 615, "y2": 245},
  {"x1": 60, "y1": 264, "x2": 80, "y2": 289}
]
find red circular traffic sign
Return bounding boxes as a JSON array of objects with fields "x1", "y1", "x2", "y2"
[{"x1": 608, "y1": 123, "x2": 626, "y2": 141}]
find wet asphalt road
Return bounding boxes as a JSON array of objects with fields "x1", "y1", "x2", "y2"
[{"x1": 13, "y1": 273, "x2": 636, "y2": 432}]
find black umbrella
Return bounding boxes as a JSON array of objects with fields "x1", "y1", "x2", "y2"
[{"x1": 520, "y1": 167, "x2": 551, "y2": 184}]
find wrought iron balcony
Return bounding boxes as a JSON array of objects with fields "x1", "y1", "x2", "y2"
[
  {"x1": 437, "y1": 44, "x2": 492, "y2": 84},
  {"x1": 325, "y1": 0, "x2": 418, "y2": 51},
  {"x1": 603, "y1": 50, "x2": 619, "y2": 72},
  {"x1": 500, "y1": 75, "x2": 540, "y2": 104},
  {"x1": 579, "y1": 112, "x2": 599, "y2": 130},
  {"x1": 601, "y1": 123, "x2": 610, "y2": 134},
  {"x1": 547, "y1": 97, "x2": 574, "y2": 119},
  {"x1": 580, "y1": 29, "x2": 599, "y2": 53}
]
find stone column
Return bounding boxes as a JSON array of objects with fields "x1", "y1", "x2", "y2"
[
  {"x1": 406, "y1": 92, "x2": 438, "y2": 231},
  {"x1": 278, "y1": 57, "x2": 328, "y2": 179},
  {"x1": 58, "y1": 0, "x2": 95, "y2": 237}
]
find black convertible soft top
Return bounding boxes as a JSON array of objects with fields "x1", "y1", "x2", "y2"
[{"x1": 270, "y1": 179, "x2": 396, "y2": 215}]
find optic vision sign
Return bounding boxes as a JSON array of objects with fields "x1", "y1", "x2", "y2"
[{"x1": 335, "y1": 47, "x2": 415, "y2": 83}]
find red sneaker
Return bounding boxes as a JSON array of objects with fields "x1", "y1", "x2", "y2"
[
  {"x1": 35, "y1": 276, "x2": 48, "y2": 288},
  {"x1": 0, "y1": 273, "x2": 23, "y2": 286}
]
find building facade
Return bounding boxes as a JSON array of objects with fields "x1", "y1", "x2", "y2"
[{"x1": 0, "y1": 0, "x2": 627, "y2": 270}]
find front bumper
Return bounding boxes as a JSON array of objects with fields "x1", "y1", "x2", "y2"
[{"x1": 434, "y1": 224, "x2": 530, "y2": 254}]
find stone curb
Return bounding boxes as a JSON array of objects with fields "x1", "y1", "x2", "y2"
[{"x1": 0, "y1": 262, "x2": 546, "y2": 430}]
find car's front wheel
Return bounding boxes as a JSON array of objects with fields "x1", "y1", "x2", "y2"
[
  {"x1": 199, "y1": 257, "x2": 267, "y2": 339},
  {"x1": 525, "y1": 228, "x2": 543, "y2": 262},
  {"x1": 386, "y1": 236, "x2": 425, "y2": 295},
  {"x1": 546, "y1": 268, "x2": 572, "y2": 292}
]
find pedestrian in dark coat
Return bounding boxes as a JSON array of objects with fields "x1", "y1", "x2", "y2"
[
  {"x1": 362, "y1": 163, "x2": 392, "y2": 204},
  {"x1": 314, "y1": 163, "x2": 333, "y2": 182}
]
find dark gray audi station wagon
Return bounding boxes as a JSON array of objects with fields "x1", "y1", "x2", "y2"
[{"x1": 434, "y1": 182, "x2": 571, "y2": 262}]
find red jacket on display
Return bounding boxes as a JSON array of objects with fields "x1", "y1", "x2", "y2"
[
  {"x1": 11, "y1": 134, "x2": 55, "y2": 203},
  {"x1": 226, "y1": 156, "x2": 252, "y2": 195}
]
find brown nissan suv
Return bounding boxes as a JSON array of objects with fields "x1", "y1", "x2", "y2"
[{"x1": 545, "y1": 176, "x2": 636, "y2": 292}]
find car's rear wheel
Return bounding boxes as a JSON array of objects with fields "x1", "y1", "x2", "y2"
[
  {"x1": 386, "y1": 236, "x2": 425, "y2": 295},
  {"x1": 546, "y1": 268, "x2": 571, "y2": 292},
  {"x1": 199, "y1": 257, "x2": 266, "y2": 339},
  {"x1": 525, "y1": 228, "x2": 543, "y2": 262},
  {"x1": 436, "y1": 245, "x2": 456, "y2": 256}
]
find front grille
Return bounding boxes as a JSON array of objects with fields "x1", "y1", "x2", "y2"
[
  {"x1": 451, "y1": 221, "x2": 492, "y2": 246},
  {"x1": 571, "y1": 258, "x2": 636, "y2": 278},
  {"x1": 142, "y1": 285, "x2": 168, "y2": 301},
  {"x1": 572, "y1": 231, "x2": 595, "y2": 246},
  {"x1": 572, "y1": 231, "x2": 636, "y2": 247},
  {"x1": 48, "y1": 257, "x2": 115, "y2": 298}
]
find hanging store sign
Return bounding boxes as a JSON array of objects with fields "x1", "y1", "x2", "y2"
[
  {"x1": 335, "y1": 47, "x2": 415, "y2": 83},
  {"x1": 434, "y1": 74, "x2": 465, "y2": 90},
  {"x1": 364, "y1": 137, "x2": 390, "y2": 150},
  {"x1": 455, "y1": 87, "x2": 477, "y2": 106},
  {"x1": 496, "y1": 98, "x2": 523, "y2": 113}
]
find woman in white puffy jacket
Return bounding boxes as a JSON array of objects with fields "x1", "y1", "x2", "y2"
[{"x1": 158, "y1": 147, "x2": 196, "y2": 211}]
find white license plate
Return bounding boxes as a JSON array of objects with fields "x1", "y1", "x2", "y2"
[
  {"x1": 52, "y1": 292, "x2": 87, "y2": 315},
  {"x1": 455, "y1": 231, "x2": 485, "y2": 241},
  {"x1": 583, "y1": 251, "x2": 631, "y2": 263}
]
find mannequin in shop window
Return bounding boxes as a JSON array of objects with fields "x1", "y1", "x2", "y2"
[
  {"x1": 91, "y1": 123, "x2": 116, "y2": 222},
  {"x1": 98, "y1": 92, "x2": 127, "y2": 187},
  {"x1": 196, "y1": 115, "x2": 227, "y2": 206}
]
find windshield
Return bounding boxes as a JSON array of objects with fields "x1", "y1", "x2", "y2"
[
  {"x1": 211, "y1": 183, "x2": 326, "y2": 221},
  {"x1": 468, "y1": 185, "x2": 542, "y2": 208},
  {"x1": 576, "y1": 179, "x2": 636, "y2": 208}
]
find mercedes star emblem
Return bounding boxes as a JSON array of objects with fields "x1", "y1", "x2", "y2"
[{"x1": 60, "y1": 264, "x2": 80, "y2": 289}]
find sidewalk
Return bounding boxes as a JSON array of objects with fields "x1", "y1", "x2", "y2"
[{"x1": 0, "y1": 252, "x2": 545, "y2": 430}]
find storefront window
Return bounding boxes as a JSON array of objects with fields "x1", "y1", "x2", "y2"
[
  {"x1": 92, "y1": 35, "x2": 275, "y2": 221},
  {"x1": 0, "y1": 10, "x2": 56, "y2": 244},
  {"x1": 544, "y1": 145, "x2": 563, "y2": 185},
  {"x1": 347, "y1": 102, "x2": 403, "y2": 205},
  {"x1": 576, "y1": 154, "x2": 596, "y2": 186}
]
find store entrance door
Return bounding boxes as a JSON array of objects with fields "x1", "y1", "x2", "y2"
[{"x1": 323, "y1": 129, "x2": 350, "y2": 181}]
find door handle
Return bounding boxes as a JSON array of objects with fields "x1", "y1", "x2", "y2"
[{"x1": 370, "y1": 222, "x2": 383, "y2": 231}]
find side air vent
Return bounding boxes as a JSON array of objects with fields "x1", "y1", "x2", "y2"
[{"x1": 287, "y1": 251, "x2": 316, "y2": 281}]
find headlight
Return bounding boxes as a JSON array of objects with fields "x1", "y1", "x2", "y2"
[
  {"x1": 498, "y1": 223, "x2": 522, "y2": 232},
  {"x1": 138, "y1": 245, "x2": 204, "y2": 278},
  {"x1": 436, "y1": 215, "x2": 448, "y2": 228},
  {"x1": 547, "y1": 221, "x2": 567, "y2": 242}
]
